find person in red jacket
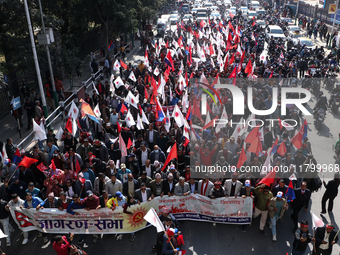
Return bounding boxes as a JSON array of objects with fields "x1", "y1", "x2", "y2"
[{"x1": 52, "y1": 233, "x2": 74, "y2": 255}]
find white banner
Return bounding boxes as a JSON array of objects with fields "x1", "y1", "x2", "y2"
[{"x1": 10, "y1": 194, "x2": 252, "y2": 234}]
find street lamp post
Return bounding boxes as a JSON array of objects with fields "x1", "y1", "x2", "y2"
[
  {"x1": 24, "y1": 0, "x2": 48, "y2": 118},
  {"x1": 37, "y1": 0, "x2": 58, "y2": 109},
  {"x1": 295, "y1": 0, "x2": 300, "y2": 25},
  {"x1": 328, "y1": 0, "x2": 339, "y2": 49}
]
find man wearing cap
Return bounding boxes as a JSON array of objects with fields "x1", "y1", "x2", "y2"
[
  {"x1": 273, "y1": 179, "x2": 288, "y2": 196},
  {"x1": 117, "y1": 163, "x2": 132, "y2": 183},
  {"x1": 136, "y1": 142, "x2": 151, "y2": 167},
  {"x1": 268, "y1": 191, "x2": 288, "y2": 241},
  {"x1": 80, "y1": 190, "x2": 100, "y2": 243},
  {"x1": 57, "y1": 191, "x2": 72, "y2": 211},
  {"x1": 163, "y1": 173, "x2": 178, "y2": 197},
  {"x1": 26, "y1": 182, "x2": 40, "y2": 197},
  {"x1": 106, "y1": 191, "x2": 126, "y2": 211},
  {"x1": 122, "y1": 173, "x2": 140, "y2": 196},
  {"x1": 125, "y1": 153, "x2": 140, "y2": 179},
  {"x1": 75, "y1": 173, "x2": 93, "y2": 199},
  {"x1": 162, "y1": 228, "x2": 179, "y2": 254},
  {"x1": 292, "y1": 220, "x2": 314, "y2": 255},
  {"x1": 224, "y1": 136, "x2": 238, "y2": 158},
  {"x1": 198, "y1": 177, "x2": 214, "y2": 197},
  {"x1": 134, "y1": 183, "x2": 153, "y2": 203},
  {"x1": 254, "y1": 184, "x2": 273, "y2": 235},
  {"x1": 37, "y1": 192, "x2": 58, "y2": 210},
  {"x1": 174, "y1": 177, "x2": 190, "y2": 196},
  {"x1": 224, "y1": 172, "x2": 243, "y2": 197},
  {"x1": 314, "y1": 223, "x2": 339, "y2": 255},
  {"x1": 321, "y1": 172, "x2": 340, "y2": 213},
  {"x1": 150, "y1": 173, "x2": 164, "y2": 197},
  {"x1": 6, "y1": 194, "x2": 29, "y2": 244},
  {"x1": 105, "y1": 173, "x2": 122, "y2": 196},
  {"x1": 105, "y1": 160, "x2": 116, "y2": 177}
]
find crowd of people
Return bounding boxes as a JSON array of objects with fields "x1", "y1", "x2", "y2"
[{"x1": 2, "y1": 1, "x2": 340, "y2": 255}]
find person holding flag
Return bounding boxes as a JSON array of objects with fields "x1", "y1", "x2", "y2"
[
  {"x1": 268, "y1": 191, "x2": 288, "y2": 242},
  {"x1": 292, "y1": 220, "x2": 314, "y2": 255}
]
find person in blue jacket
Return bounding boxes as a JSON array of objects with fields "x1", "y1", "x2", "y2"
[
  {"x1": 67, "y1": 194, "x2": 85, "y2": 215},
  {"x1": 23, "y1": 192, "x2": 42, "y2": 209}
]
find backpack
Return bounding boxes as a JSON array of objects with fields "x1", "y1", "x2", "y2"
[{"x1": 308, "y1": 176, "x2": 322, "y2": 192}]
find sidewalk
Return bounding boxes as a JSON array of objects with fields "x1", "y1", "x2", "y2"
[{"x1": 1, "y1": 38, "x2": 143, "y2": 147}]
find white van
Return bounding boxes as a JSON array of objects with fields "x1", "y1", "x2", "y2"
[
  {"x1": 251, "y1": 1, "x2": 260, "y2": 9},
  {"x1": 157, "y1": 19, "x2": 167, "y2": 36}
]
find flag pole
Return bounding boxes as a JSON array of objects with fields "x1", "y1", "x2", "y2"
[
  {"x1": 333, "y1": 228, "x2": 340, "y2": 241},
  {"x1": 163, "y1": 230, "x2": 176, "y2": 250},
  {"x1": 7, "y1": 166, "x2": 20, "y2": 183},
  {"x1": 313, "y1": 227, "x2": 316, "y2": 252}
]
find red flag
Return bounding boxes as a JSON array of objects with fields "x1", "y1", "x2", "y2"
[
  {"x1": 117, "y1": 121, "x2": 121, "y2": 134},
  {"x1": 209, "y1": 43, "x2": 215, "y2": 56},
  {"x1": 202, "y1": 116, "x2": 219, "y2": 130},
  {"x1": 228, "y1": 66, "x2": 237, "y2": 78},
  {"x1": 229, "y1": 12, "x2": 234, "y2": 18},
  {"x1": 269, "y1": 70, "x2": 273, "y2": 78},
  {"x1": 127, "y1": 138, "x2": 133, "y2": 149},
  {"x1": 144, "y1": 87, "x2": 149, "y2": 100},
  {"x1": 229, "y1": 53, "x2": 235, "y2": 65},
  {"x1": 37, "y1": 162, "x2": 48, "y2": 172},
  {"x1": 248, "y1": 137, "x2": 262, "y2": 156},
  {"x1": 277, "y1": 142, "x2": 287, "y2": 156},
  {"x1": 49, "y1": 159, "x2": 57, "y2": 171},
  {"x1": 161, "y1": 143, "x2": 178, "y2": 171},
  {"x1": 120, "y1": 60, "x2": 127, "y2": 70},
  {"x1": 18, "y1": 157, "x2": 38, "y2": 169},
  {"x1": 236, "y1": 147, "x2": 247, "y2": 168},
  {"x1": 257, "y1": 169, "x2": 276, "y2": 187},
  {"x1": 65, "y1": 117, "x2": 73, "y2": 134},
  {"x1": 75, "y1": 159, "x2": 81, "y2": 174},
  {"x1": 79, "y1": 177, "x2": 86, "y2": 186},
  {"x1": 244, "y1": 59, "x2": 252, "y2": 74},
  {"x1": 245, "y1": 125, "x2": 260, "y2": 143},
  {"x1": 291, "y1": 125, "x2": 304, "y2": 149},
  {"x1": 120, "y1": 103, "x2": 128, "y2": 114},
  {"x1": 192, "y1": 97, "x2": 203, "y2": 121}
]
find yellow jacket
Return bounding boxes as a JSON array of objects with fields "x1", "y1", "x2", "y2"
[{"x1": 106, "y1": 197, "x2": 118, "y2": 209}]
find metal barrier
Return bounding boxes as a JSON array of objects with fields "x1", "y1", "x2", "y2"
[{"x1": 17, "y1": 69, "x2": 103, "y2": 151}]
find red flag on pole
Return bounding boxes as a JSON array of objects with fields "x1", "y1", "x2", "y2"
[
  {"x1": 257, "y1": 169, "x2": 277, "y2": 187},
  {"x1": 162, "y1": 144, "x2": 178, "y2": 171},
  {"x1": 37, "y1": 162, "x2": 48, "y2": 172},
  {"x1": 120, "y1": 103, "x2": 128, "y2": 114},
  {"x1": 18, "y1": 157, "x2": 38, "y2": 169},
  {"x1": 248, "y1": 137, "x2": 262, "y2": 156},
  {"x1": 49, "y1": 159, "x2": 57, "y2": 171},
  {"x1": 127, "y1": 138, "x2": 133, "y2": 149},
  {"x1": 291, "y1": 125, "x2": 304, "y2": 149},
  {"x1": 75, "y1": 159, "x2": 81, "y2": 174},
  {"x1": 117, "y1": 121, "x2": 122, "y2": 134},
  {"x1": 245, "y1": 125, "x2": 260, "y2": 143},
  {"x1": 120, "y1": 60, "x2": 127, "y2": 70},
  {"x1": 277, "y1": 142, "x2": 287, "y2": 156},
  {"x1": 236, "y1": 147, "x2": 247, "y2": 168}
]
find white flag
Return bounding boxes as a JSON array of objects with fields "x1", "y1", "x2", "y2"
[
  {"x1": 125, "y1": 91, "x2": 139, "y2": 109},
  {"x1": 129, "y1": 71, "x2": 137, "y2": 82},
  {"x1": 125, "y1": 110, "x2": 136, "y2": 127},
  {"x1": 181, "y1": 91, "x2": 189, "y2": 113},
  {"x1": 137, "y1": 29, "x2": 140, "y2": 38},
  {"x1": 143, "y1": 208, "x2": 165, "y2": 233},
  {"x1": 260, "y1": 148, "x2": 272, "y2": 176},
  {"x1": 172, "y1": 104, "x2": 185, "y2": 127},
  {"x1": 68, "y1": 101, "x2": 79, "y2": 120},
  {"x1": 93, "y1": 104, "x2": 101, "y2": 119},
  {"x1": 1, "y1": 143, "x2": 8, "y2": 163},
  {"x1": 114, "y1": 76, "x2": 124, "y2": 88},
  {"x1": 55, "y1": 127, "x2": 64, "y2": 141},
  {"x1": 72, "y1": 118, "x2": 77, "y2": 137},
  {"x1": 136, "y1": 114, "x2": 144, "y2": 130},
  {"x1": 289, "y1": 173, "x2": 297, "y2": 181},
  {"x1": 141, "y1": 108, "x2": 150, "y2": 125},
  {"x1": 215, "y1": 106, "x2": 228, "y2": 133},
  {"x1": 154, "y1": 67, "x2": 160, "y2": 76},
  {"x1": 119, "y1": 133, "x2": 127, "y2": 158},
  {"x1": 92, "y1": 81, "x2": 99, "y2": 95},
  {"x1": 113, "y1": 59, "x2": 121, "y2": 72},
  {"x1": 258, "y1": 127, "x2": 264, "y2": 142},
  {"x1": 0, "y1": 229, "x2": 8, "y2": 239},
  {"x1": 165, "y1": 109, "x2": 170, "y2": 133},
  {"x1": 33, "y1": 120, "x2": 47, "y2": 141},
  {"x1": 311, "y1": 212, "x2": 324, "y2": 229}
]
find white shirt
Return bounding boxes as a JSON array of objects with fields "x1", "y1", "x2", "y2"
[
  {"x1": 141, "y1": 150, "x2": 148, "y2": 166},
  {"x1": 145, "y1": 165, "x2": 151, "y2": 177},
  {"x1": 109, "y1": 167, "x2": 115, "y2": 176},
  {"x1": 319, "y1": 230, "x2": 330, "y2": 250},
  {"x1": 67, "y1": 186, "x2": 74, "y2": 197},
  {"x1": 141, "y1": 191, "x2": 147, "y2": 202},
  {"x1": 149, "y1": 130, "x2": 154, "y2": 143},
  {"x1": 169, "y1": 181, "x2": 173, "y2": 191}
]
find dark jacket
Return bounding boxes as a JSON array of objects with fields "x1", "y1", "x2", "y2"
[
  {"x1": 149, "y1": 150, "x2": 166, "y2": 164},
  {"x1": 122, "y1": 179, "x2": 140, "y2": 196},
  {"x1": 293, "y1": 188, "x2": 311, "y2": 209},
  {"x1": 163, "y1": 180, "x2": 178, "y2": 195},
  {"x1": 134, "y1": 188, "x2": 153, "y2": 202},
  {"x1": 135, "y1": 148, "x2": 151, "y2": 167},
  {"x1": 57, "y1": 197, "x2": 72, "y2": 209},
  {"x1": 315, "y1": 226, "x2": 338, "y2": 253},
  {"x1": 145, "y1": 129, "x2": 159, "y2": 146},
  {"x1": 19, "y1": 168, "x2": 36, "y2": 185},
  {"x1": 40, "y1": 197, "x2": 59, "y2": 208},
  {"x1": 186, "y1": 180, "x2": 198, "y2": 194},
  {"x1": 240, "y1": 186, "x2": 255, "y2": 197},
  {"x1": 292, "y1": 229, "x2": 313, "y2": 251},
  {"x1": 323, "y1": 179, "x2": 340, "y2": 197}
]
